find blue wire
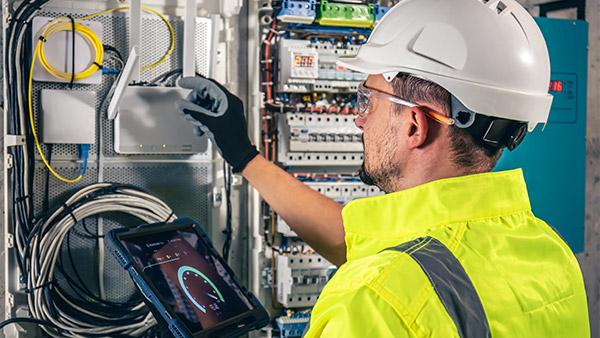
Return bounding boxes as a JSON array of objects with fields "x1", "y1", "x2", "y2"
[
  {"x1": 102, "y1": 68, "x2": 120, "y2": 75},
  {"x1": 78, "y1": 144, "x2": 90, "y2": 176}
]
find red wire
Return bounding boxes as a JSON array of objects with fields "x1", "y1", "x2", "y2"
[{"x1": 263, "y1": 20, "x2": 277, "y2": 160}]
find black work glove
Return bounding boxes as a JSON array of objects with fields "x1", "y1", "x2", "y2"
[{"x1": 176, "y1": 76, "x2": 259, "y2": 173}]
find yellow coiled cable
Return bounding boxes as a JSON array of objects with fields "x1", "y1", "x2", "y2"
[
  {"x1": 38, "y1": 20, "x2": 104, "y2": 82},
  {"x1": 31, "y1": 7, "x2": 176, "y2": 183}
]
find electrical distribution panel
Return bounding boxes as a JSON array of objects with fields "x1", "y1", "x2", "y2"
[{"x1": 254, "y1": 2, "x2": 387, "y2": 336}]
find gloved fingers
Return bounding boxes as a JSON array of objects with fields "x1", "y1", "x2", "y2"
[
  {"x1": 178, "y1": 77, "x2": 229, "y2": 112},
  {"x1": 175, "y1": 98, "x2": 223, "y2": 118},
  {"x1": 178, "y1": 75, "x2": 231, "y2": 93},
  {"x1": 193, "y1": 125, "x2": 204, "y2": 137},
  {"x1": 178, "y1": 76, "x2": 214, "y2": 91},
  {"x1": 182, "y1": 112, "x2": 206, "y2": 126},
  {"x1": 190, "y1": 90, "x2": 229, "y2": 116},
  {"x1": 178, "y1": 107, "x2": 222, "y2": 139}
]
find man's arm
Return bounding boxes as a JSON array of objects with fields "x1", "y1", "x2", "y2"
[
  {"x1": 175, "y1": 76, "x2": 346, "y2": 266},
  {"x1": 242, "y1": 156, "x2": 346, "y2": 266}
]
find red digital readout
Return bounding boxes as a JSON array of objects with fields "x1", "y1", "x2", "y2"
[
  {"x1": 294, "y1": 55, "x2": 315, "y2": 68},
  {"x1": 548, "y1": 80, "x2": 563, "y2": 92}
]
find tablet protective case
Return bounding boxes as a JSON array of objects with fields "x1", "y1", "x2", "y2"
[{"x1": 108, "y1": 218, "x2": 269, "y2": 338}]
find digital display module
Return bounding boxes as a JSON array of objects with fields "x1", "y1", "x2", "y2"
[
  {"x1": 294, "y1": 55, "x2": 316, "y2": 68},
  {"x1": 549, "y1": 80, "x2": 563, "y2": 92}
]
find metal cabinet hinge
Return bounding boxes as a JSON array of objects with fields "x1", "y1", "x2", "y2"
[
  {"x1": 6, "y1": 233, "x2": 14, "y2": 248},
  {"x1": 212, "y1": 187, "x2": 223, "y2": 208},
  {"x1": 6, "y1": 154, "x2": 13, "y2": 169}
]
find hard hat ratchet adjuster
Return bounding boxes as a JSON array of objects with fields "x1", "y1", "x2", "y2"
[
  {"x1": 463, "y1": 113, "x2": 528, "y2": 151},
  {"x1": 450, "y1": 95, "x2": 527, "y2": 151}
]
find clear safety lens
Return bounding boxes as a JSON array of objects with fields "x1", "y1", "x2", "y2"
[{"x1": 357, "y1": 86, "x2": 371, "y2": 116}]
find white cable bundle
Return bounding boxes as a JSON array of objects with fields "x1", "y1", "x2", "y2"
[{"x1": 25, "y1": 183, "x2": 177, "y2": 337}]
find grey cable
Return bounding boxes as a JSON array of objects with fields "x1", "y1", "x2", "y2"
[{"x1": 26, "y1": 183, "x2": 176, "y2": 337}]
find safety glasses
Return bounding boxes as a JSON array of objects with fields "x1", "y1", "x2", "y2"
[{"x1": 357, "y1": 82, "x2": 455, "y2": 125}]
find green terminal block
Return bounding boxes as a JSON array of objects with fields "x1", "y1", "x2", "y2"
[{"x1": 316, "y1": 0, "x2": 375, "y2": 28}]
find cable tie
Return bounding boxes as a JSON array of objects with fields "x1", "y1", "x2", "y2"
[
  {"x1": 25, "y1": 281, "x2": 53, "y2": 294},
  {"x1": 68, "y1": 15, "x2": 76, "y2": 88},
  {"x1": 93, "y1": 62, "x2": 103, "y2": 70},
  {"x1": 38, "y1": 36, "x2": 47, "y2": 42},
  {"x1": 61, "y1": 203, "x2": 78, "y2": 224},
  {"x1": 164, "y1": 211, "x2": 174, "y2": 223},
  {"x1": 15, "y1": 195, "x2": 30, "y2": 203}
]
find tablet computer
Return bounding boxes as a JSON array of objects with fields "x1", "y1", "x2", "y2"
[{"x1": 108, "y1": 218, "x2": 269, "y2": 338}]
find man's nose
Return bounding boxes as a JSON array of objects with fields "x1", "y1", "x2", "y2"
[{"x1": 355, "y1": 114, "x2": 366, "y2": 130}]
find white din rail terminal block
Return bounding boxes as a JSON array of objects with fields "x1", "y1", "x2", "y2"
[
  {"x1": 277, "y1": 253, "x2": 337, "y2": 308},
  {"x1": 278, "y1": 112, "x2": 364, "y2": 166}
]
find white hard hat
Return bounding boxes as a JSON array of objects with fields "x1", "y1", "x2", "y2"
[{"x1": 338, "y1": 0, "x2": 552, "y2": 133}]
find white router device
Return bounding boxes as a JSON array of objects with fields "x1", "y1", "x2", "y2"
[{"x1": 112, "y1": 0, "x2": 211, "y2": 155}]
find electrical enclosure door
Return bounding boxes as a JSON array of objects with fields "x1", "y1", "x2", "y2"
[{"x1": 495, "y1": 17, "x2": 588, "y2": 253}]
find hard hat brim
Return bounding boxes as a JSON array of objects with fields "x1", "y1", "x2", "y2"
[{"x1": 336, "y1": 55, "x2": 552, "y2": 132}]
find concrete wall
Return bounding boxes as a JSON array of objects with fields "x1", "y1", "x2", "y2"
[{"x1": 582, "y1": 0, "x2": 600, "y2": 334}]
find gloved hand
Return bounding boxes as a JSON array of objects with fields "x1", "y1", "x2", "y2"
[{"x1": 176, "y1": 76, "x2": 259, "y2": 173}]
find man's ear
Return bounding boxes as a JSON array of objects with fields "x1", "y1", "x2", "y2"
[{"x1": 406, "y1": 106, "x2": 429, "y2": 149}]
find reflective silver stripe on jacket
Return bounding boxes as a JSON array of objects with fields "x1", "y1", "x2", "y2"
[{"x1": 383, "y1": 236, "x2": 491, "y2": 338}]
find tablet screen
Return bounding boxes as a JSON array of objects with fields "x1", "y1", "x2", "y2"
[{"x1": 120, "y1": 227, "x2": 253, "y2": 332}]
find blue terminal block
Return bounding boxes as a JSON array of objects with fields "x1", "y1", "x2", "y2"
[
  {"x1": 373, "y1": 5, "x2": 390, "y2": 22},
  {"x1": 276, "y1": 316, "x2": 310, "y2": 338},
  {"x1": 495, "y1": 18, "x2": 588, "y2": 253},
  {"x1": 277, "y1": 0, "x2": 317, "y2": 24}
]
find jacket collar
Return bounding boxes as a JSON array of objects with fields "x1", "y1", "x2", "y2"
[{"x1": 342, "y1": 169, "x2": 531, "y2": 261}]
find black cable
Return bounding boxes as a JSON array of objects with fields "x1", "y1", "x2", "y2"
[
  {"x1": 42, "y1": 144, "x2": 53, "y2": 213},
  {"x1": 65, "y1": 229, "x2": 104, "y2": 303},
  {"x1": 102, "y1": 44, "x2": 123, "y2": 61},
  {"x1": 6, "y1": 0, "x2": 51, "y2": 285},
  {"x1": 0, "y1": 315, "x2": 140, "y2": 338},
  {"x1": 62, "y1": 227, "x2": 143, "y2": 309},
  {"x1": 222, "y1": 162, "x2": 233, "y2": 262},
  {"x1": 148, "y1": 68, "x2": 182, "y2": 85},
  {"x1": 0, "y1": 317, "x2": 60, "y2": 331},
  {"x1": 54, "y1": 256, "x2": 140, "y2": 310},
  {"x1": 81, "y1": 217, "x2": 104, "y2": 238}
]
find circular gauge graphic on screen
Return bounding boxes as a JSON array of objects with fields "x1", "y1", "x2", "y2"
[{"x1": 178, "y1": 265, "x2": 225, "y2": 313}]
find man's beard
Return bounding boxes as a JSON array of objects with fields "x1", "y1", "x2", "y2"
[
  {"x1": 358, "y1": 128, "x2": 403, "y2": 192},
  {"x1": 358, "y1": 162, "x2": 376, "y2": 186}
]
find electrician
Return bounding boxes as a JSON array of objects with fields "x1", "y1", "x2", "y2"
[{"x1": 176, "y1": 0, "x2": 590, "y2": 335}]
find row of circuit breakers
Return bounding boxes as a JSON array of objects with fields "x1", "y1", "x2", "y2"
[{"x1": 262, "y1": 2, "x2": 390, "y2": 337}]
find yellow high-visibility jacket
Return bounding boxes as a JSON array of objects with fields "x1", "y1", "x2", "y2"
[{"x1": 305, "y1": 169, "x2": 589, "y2": 337}]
